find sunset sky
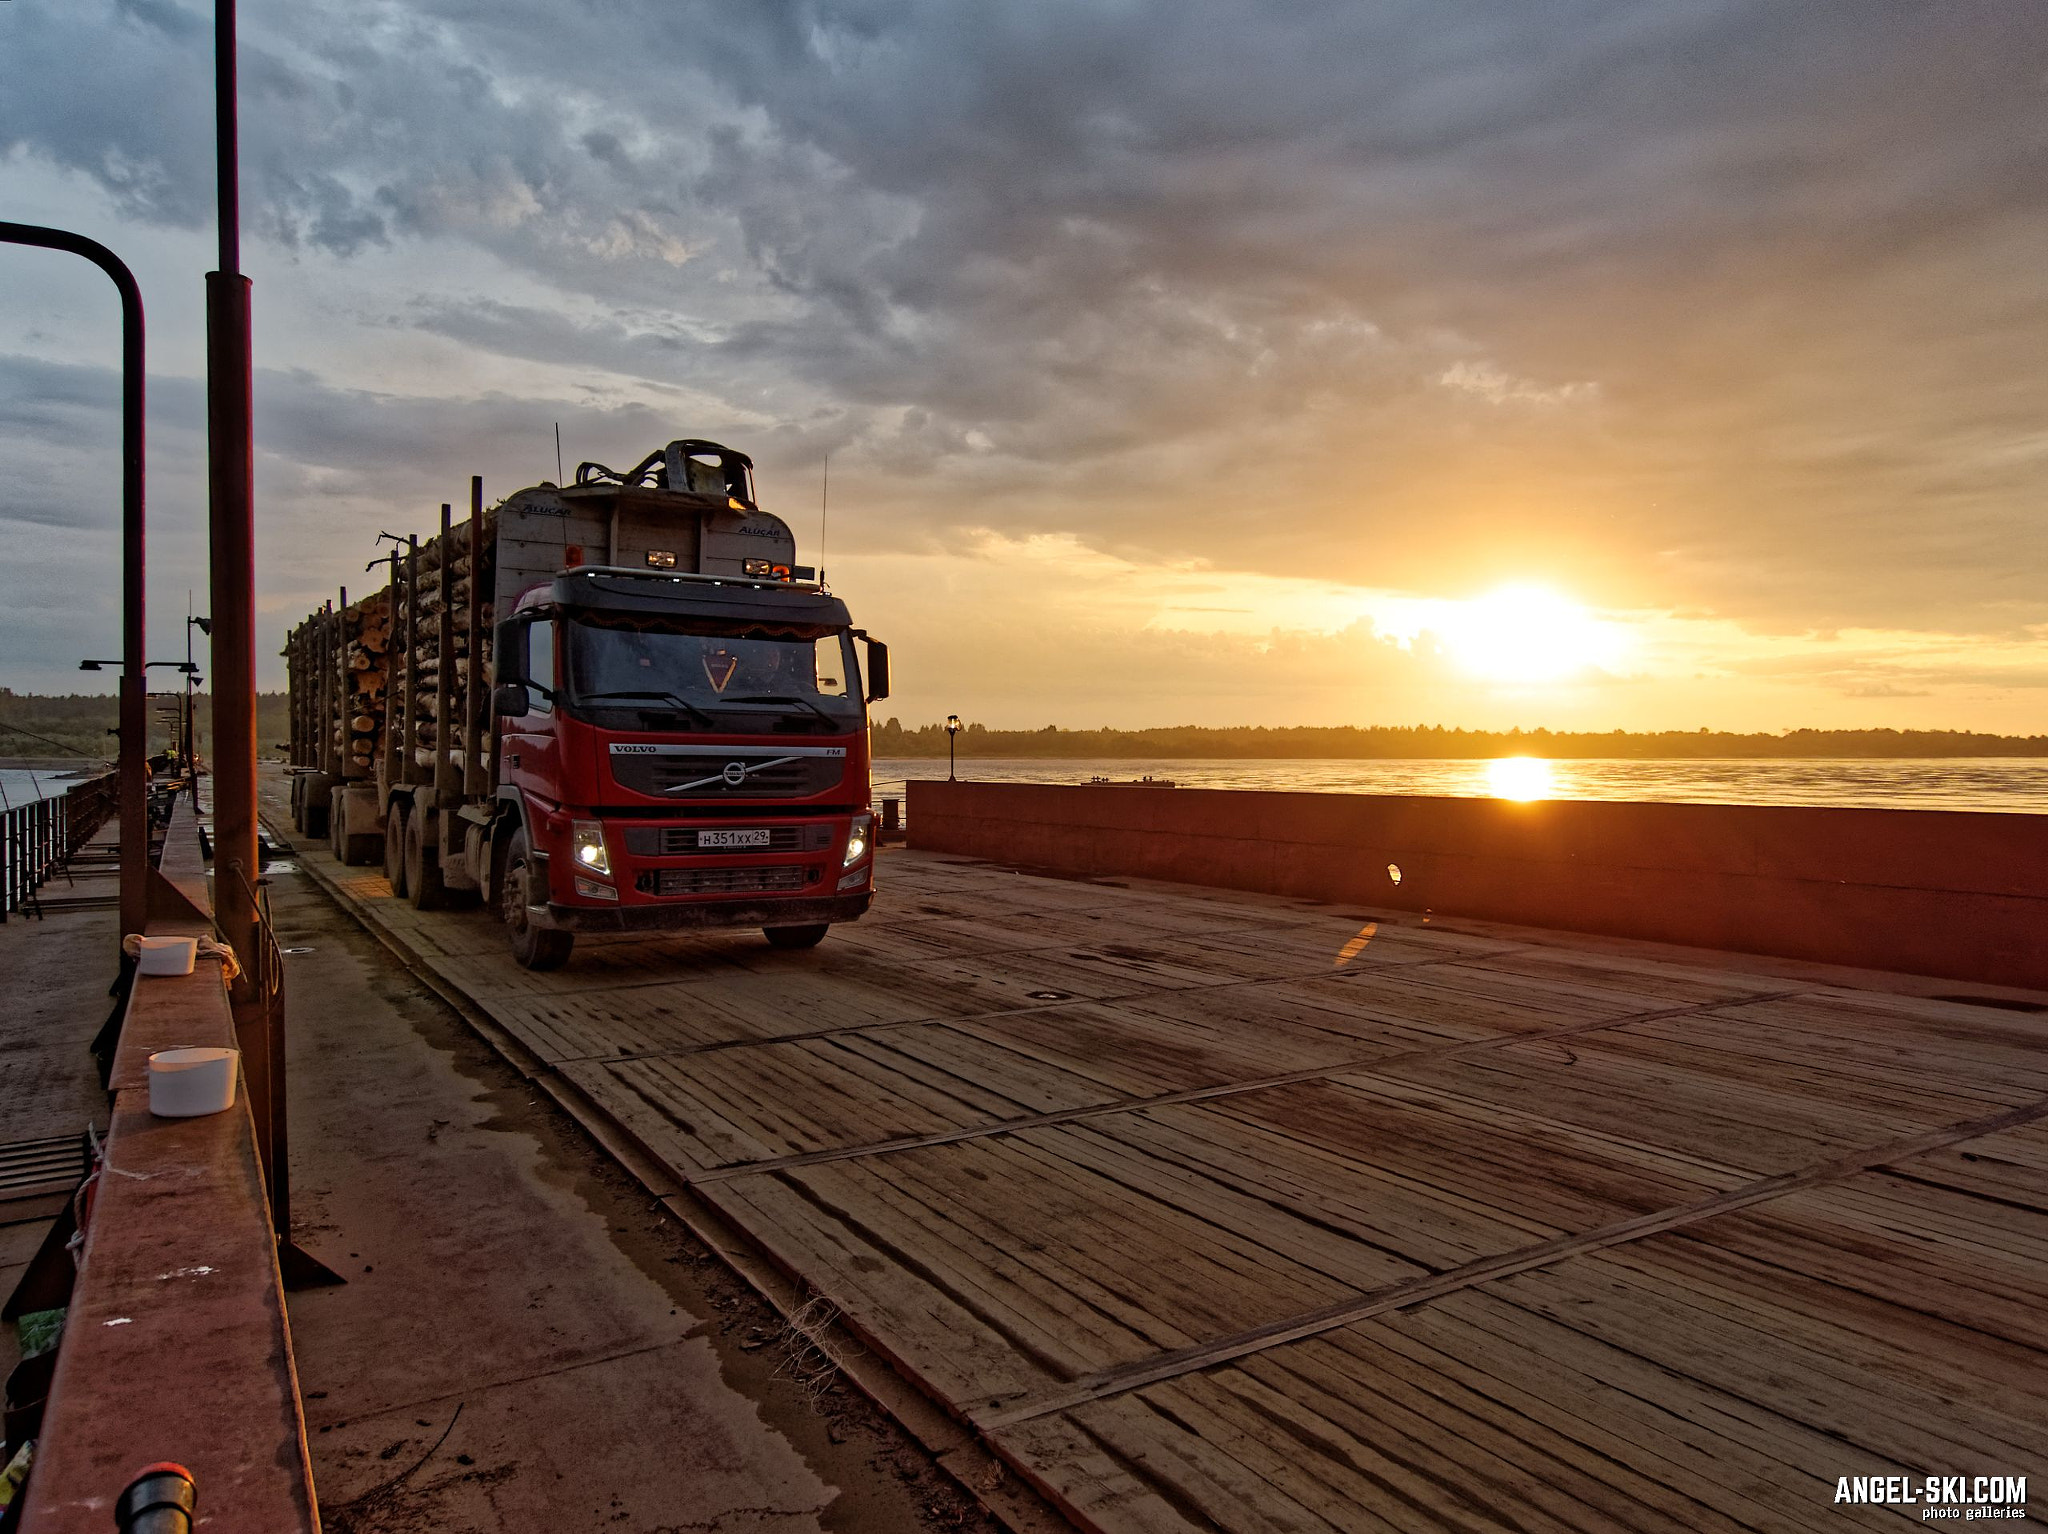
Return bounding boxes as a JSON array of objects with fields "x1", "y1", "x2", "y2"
[{"x1": 2, "y1": 2, "x2": 2044, "y2": 732}]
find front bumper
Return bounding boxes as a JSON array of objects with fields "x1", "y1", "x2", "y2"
[{"x1": 540, "y1": 890, "x2": 874, "y2": 932}]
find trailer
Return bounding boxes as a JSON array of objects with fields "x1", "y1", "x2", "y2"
[{"x1": 283, "y1": 440, "x2": 889, "y2": 968}]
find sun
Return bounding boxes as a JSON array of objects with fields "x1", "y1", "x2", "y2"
[
  {"x1": 1436, "y1": 584, "x2": 1623, "y2": 684},
  {"x1": 1486, "y1": 756, "x2": 1554, "y2": 801}
]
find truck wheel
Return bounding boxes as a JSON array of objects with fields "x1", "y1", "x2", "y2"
[
  {"x1": 328, "y1": 790, "x2": 348, "y2": 861},
  {"x1": 383, "y1": 802, "x2": 409, "y2": 897},
  {"x1": 763, "y1": 924, "x2": 830, "y2": 950},
  {"x1": 404, "y1": 810, "x2": 449, "y2": 911},
  {"x1": 502, "y1": 828, "x2": 573, "y2": 970},
  {"x1": 303, "y1": 790, "x2": 329, "y2": 841}
]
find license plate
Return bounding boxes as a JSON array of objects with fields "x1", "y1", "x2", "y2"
[{"x1": 697, "y1": 828, "x2": 771, "y2": 850}]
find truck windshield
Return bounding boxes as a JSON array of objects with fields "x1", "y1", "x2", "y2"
[{"x1": 563, "y1": 618, "x2": 862, "y2": 729}]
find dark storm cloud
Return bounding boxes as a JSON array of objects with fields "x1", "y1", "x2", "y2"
[{"x1": 5, "y1": 0, "x2": 2047, "y2": 647}]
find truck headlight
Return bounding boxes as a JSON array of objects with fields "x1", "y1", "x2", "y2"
[
  {"x1": 571, "y1": 821, "x2": 610, "y2": 875},
  {"x1": 842, "y1": 813, "x2": 873, "y2": 867}
]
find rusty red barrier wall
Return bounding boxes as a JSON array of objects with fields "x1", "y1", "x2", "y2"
[{"x1": 906, "y1": 781, "x2": 2048, "y2": 991}]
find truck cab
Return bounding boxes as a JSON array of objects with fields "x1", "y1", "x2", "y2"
[{"x1": 492, "y1": 567, "x2": 886, "y2": 966}]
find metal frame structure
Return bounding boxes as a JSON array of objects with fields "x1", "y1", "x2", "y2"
[{"x1": 0, "y1": 222, "x2": 148, "y2": 944}]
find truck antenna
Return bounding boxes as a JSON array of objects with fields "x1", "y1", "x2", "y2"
[
  {"x1": 819, "y1": 452, "x2": 829, "y2": 582},
  {"x1": 554, "y1": 422, "x2": 564, "y2": 487}
]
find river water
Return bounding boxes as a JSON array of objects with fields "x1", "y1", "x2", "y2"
[
  {"x1": 11, "y1": 757, "x2": 2047, "y2": 813},
  {"x1": 872, "y1": 757, "x2": 2048, "y2": 813},
  {"x1": 0, "y1": 766, "x2": 102, "y2": 808}
]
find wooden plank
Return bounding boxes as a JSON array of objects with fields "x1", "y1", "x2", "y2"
[
  {"x1": 562, "y1": 1024, "x2": 1124, "y2": 1169},
  {"x1": 1626, "y1": 1007, "x2": 2048, "y2": 1103},
  {"x1": 1258, "y1": 967, "x2": 1646, "y2": 1039},
  {"x1": 1362, "y1": 1295, "x2": 1919, "y2": 1528},
  {"x1": 1204, "y1": 1349, "x2": 1741, "y2": 1533},
  {"x1": 987, "y1": 1414, "x2": 1212, "y2": 1534},
  {"x1": 1619, "y1": 1182, "x2": 2048, "y2": 1366},
  {"x1": 695, "y1": 1169, "x2": 1061, "y2": 1408},
  {"x1": 1365, "y1": 1035, "x2": 1922, "y2": 1176},
  {"x1": 1886, "y1": 1119, "x2": 2048, "y2": 1210},
  {"x1": 1365, "y1": 961, "x2": 1703, "y2": 1022},
  {"x1": 1124, "y1": 971, "x2": 1531, "y2": 1049},
  {"x1": 1472, "y1": 945, "x2": 1796, "y2": 1006},
  {"x1": 746, "y1": 1136, "x2": 1377, "y2": 1380},
  {"x1": 975, "y1": 1093, "x2": 2048, "y2": 1430},
  {"x1": 781, "y1": 1153, "x2": 1194, "y2": 1373},
  {"x1": 1582, "y1": 1011, "x2": 2046, "y2": 1110},
  {"x1": 1066, "y1": 1389, "x2": 1405, "y2": 1534},
  {"x1": 1488, "y1": 1245, "x2": 2048, "y2": 1468},
  {"x1": 946, "y1": 999, "x2": 1409, "y2": 1097},
  {"x1": 1042, "y1": 1106, "x2": 1555, "y2": 1273},
  {"x1": 1189, "y1": 1077, "x2": 1741, "y2": 1233}
]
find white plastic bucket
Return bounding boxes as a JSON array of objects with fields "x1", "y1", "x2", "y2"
[
  {"x1": 148, "y1": 1047, "x2": 239, "y2": 1118},
  {"x1": 136, "y1": 936, "x2": 199, "y2": 977}
]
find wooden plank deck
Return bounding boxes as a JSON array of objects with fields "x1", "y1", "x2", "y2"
[{"x1": 276, "y1": 803, "x2": 2048, "y2": 1532}]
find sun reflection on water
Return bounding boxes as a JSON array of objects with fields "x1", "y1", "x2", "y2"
[{"x1": 1486, "y1": 756, "x2": 1553, "y2": 801}]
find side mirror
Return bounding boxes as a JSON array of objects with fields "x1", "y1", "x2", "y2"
[
  {"x1": 864, "y1": 639, "x2": 890, "y2": 703},
  {"x1": 492, "y1": 619, "x2": 527, "y2": 687},
  {"x1": 493, "y1": 681, "x2": 532, "y2": 717}
]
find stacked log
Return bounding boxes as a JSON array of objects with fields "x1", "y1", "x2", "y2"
[
  {"x1": 399, "y1": 510, "x2": 496, "y2": 775},
  {"x1": 284, "y1": 500, "x2": 501, "y2": 790},
  {"x1": 341, "y1": 593, "x2": 391, "y2": 774}
]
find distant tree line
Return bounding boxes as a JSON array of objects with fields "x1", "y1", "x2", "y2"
[
  {"x1": 0, "y1": 690, "x2": 290, "y2": 761},
  {"x1": 869, "y1": 718, "x2": 2048, "y2": 760},
  {"x1": 7, "y1": 692, "x2": 2042, "y2": 762}
]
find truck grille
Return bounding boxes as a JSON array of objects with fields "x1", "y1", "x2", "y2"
[
  {"x1": 622, "y1": 824, "x2": 834, "y2": 857},
  {"x1": 636, "y1": 864, "x2": 818, "y2": 896},
  {"x1": 610, "y1": 751, "x2": 845, "y2": 800}
]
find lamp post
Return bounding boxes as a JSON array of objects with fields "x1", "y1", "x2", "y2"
[
  {"x1": 187, "y1": 611, "x2": 212, "y2": 777},
  {"x1": 946, "y1": 714, "x2": 961, "y2": 782},
  {"x1": 186, "y1": 679, "x2": 204, "y2": 788},
  {"x1": 2, "y1": 222, "x2": 147, "y2": 944},
  {"x1": 79, "y1": 661, "x2": 200, "y2": 769},
  {"x1": 209, "y1": 0, "x2": 260, "y2": 984}
]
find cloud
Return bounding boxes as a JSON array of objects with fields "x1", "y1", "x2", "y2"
[{"x1": 3, "y1": 0, "x2": 2045, "y2": 719}]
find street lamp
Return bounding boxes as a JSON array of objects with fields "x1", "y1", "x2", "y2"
[
  {"x1": 946, "y1": 714, "x2": 961, "y2": 782},
  {"x1": 83, "y1": 661, "x2": 199, "y2": 770},
  {"x1": 186, "y1": 611, "x2": 211, "y2": 777}
]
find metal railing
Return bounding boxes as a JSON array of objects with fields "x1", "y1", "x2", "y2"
[
  {"x1": 0, "y1": 771, "x2": 117, "y2": 919},
  {"x1": 10, "y1": 795, "x2": 321, "y2": 1530}
]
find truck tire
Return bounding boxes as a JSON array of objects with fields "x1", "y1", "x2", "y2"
[
  {"x1": 328, "y1": 790, "x2": 378, "y2": 867},
  {"x1": 763, "y1": 924, "x2": 830, "y2": 950},
  {"x1": 383, "y1": 801, "x2": 409, "y2": 897},
  {"x1": 502, "y1": 827, "x2": 573, "y2": 970},
  {"x1": 303, "y1": 789, "x2": 329, "y2": 841},
  {"x1": 405, "y1": 810, "x2": 449, "y2": 911}
]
